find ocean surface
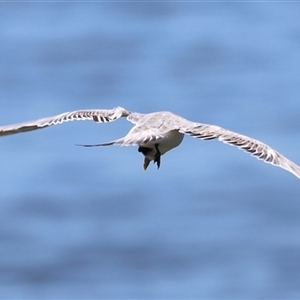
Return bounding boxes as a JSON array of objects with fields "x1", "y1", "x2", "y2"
[{"x1": 1, "y1": 2, "x2": 300, "y2": 299}]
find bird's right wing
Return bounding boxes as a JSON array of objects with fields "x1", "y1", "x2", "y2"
[
  {"x1": 179, "y1": 122, "x2": 300, "y2": 179},
  {"x1": 0, "y1": 106, "x2": 130, "y2": 137}
]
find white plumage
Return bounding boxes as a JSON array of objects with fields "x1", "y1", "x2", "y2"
[{"x1": 0, "y1": 106, "x2": 299, "y2": 178}]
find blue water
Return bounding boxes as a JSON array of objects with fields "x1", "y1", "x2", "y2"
[{"x1": 1, "y1": 3, "x2": 300, "y2": 299}]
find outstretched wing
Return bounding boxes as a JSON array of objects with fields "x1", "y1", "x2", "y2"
[
  {"x1": 78, "y1": 124, "x2": 164, "y2": 147},
  {"x1": 180, "y1": 122, "x2": 300, "y2": 179},
  {"x1": 0, "y1": 106, "x2": 130, "y2": 137}
]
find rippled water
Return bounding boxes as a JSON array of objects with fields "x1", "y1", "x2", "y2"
[{"x1": 1, "y1": 3, "x2": 300, "y2": 299}]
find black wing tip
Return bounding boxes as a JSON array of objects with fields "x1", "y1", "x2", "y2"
[
  {"x1": 75, "y1": 142, "x2": 115, "y2": 147},
  {"x1": 75, "y1": 144, "x2": 102, "y2": 147}
]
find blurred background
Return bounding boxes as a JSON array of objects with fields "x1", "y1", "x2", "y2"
[{"x1": 1, "y1": 2, "x2": 300, "y2": 299}]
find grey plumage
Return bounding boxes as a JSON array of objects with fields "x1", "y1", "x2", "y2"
[{"x1": 0, "y1": 106, "x2": 299, "y2": 178}]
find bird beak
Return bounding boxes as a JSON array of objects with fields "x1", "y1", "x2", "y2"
[{"x1": 143, "y1": 158, "x2": 151, "y2": 170}]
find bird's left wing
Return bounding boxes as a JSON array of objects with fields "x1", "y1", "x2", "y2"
[
  {"x1": 0, "y1": 106, "x2": 130, "y2": 137},
  {"x1": 179, "y1": 122, "x2": 300, "y2": 179},
  {"x1": 79, "y1": 125, "x2": 165, "y2": 147}
]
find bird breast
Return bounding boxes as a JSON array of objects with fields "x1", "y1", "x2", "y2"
[{"x1": 157, "y1": 130, "x2": 184, "y2": 155}]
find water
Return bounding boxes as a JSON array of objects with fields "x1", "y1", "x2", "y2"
[{"x1": 1, "y1": 3, "x2": 300, "y2": 299}]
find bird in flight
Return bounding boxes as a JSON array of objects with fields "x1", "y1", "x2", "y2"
[{"x1": 0, "y1": 106, "x2": 299, "y2": 179}]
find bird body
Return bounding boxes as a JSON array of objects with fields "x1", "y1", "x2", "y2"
[{"x1": 0, "y1": 106, "x2": 299, "y2": 179}]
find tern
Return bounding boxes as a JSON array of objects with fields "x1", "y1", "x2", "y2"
[{"x1": 0, "y1": 106, "x2": 299, "y2": 179}]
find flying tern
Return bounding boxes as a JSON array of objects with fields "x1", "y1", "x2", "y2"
[{"x1": 0, "y1": 106, "x2": 299, "y2": 179}]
